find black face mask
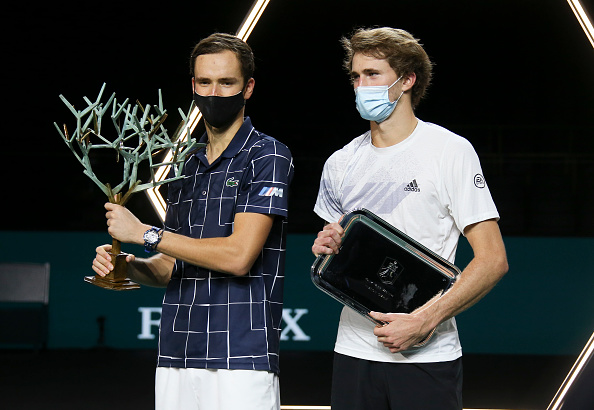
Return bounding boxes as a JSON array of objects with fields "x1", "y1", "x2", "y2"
[{"x1": 193, "y1": 91, "x2": 245, "y2": 129}]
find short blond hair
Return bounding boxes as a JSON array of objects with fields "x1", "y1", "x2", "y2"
[{"x1": 341, "y1": 27, "x2": 433, "y2": 108}]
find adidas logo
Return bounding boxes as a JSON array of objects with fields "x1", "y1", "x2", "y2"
[{"x1": 404, "y1": 179, "x2": 420, "y2": 192}]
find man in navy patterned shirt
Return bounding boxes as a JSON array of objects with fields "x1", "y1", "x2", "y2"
[{"x1": 92, "y1": 33, "x2": 294, "y2": 410}]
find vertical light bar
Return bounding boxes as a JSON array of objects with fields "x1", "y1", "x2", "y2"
[
  {"x1": 567, "y1": 0, "x2": 594, "y2": 49},
  {"x1": 546, "y1": 4, "x2": 594, "y2": 405},
  {"x1": 547, "y1": 329, "x2": 594, "y2": 409},
  {"x1": 146, "y1": 0, "x2": 272, "y2": 220}
]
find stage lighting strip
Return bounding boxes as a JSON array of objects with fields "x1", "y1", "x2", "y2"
[
  {"x1": 279, "y1": 407, "x2": 515, "y2": 410},
  {"x1": 145, "y1": 0, "x2": 271, "y2": 220},
  {"x1": 568, "y1": 0, "x2": 594, "y2": 49},
  {"x1": 545, "y1": 4, "x2": 594, "y2": 408},
  {"x1": 546, "y1": 328, "x2": 594, "y2": 409}
]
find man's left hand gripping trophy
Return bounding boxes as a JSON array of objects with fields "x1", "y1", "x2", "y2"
[{"x1": 54, "y1": 83, "x2": 204, "y2": 290}]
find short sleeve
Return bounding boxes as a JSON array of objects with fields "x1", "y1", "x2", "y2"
[
  {"x1": 236, "y1": 139, "x2": 294, "y2": 218},
  {"x1": 441, "y1": 137, "x2": 500, "y2": 234},
  {"x1": 313, "y1": 154, "x2": 345, "y2": 223}
]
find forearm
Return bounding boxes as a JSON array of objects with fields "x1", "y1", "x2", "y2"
[
  {"x1": 419, "y1": 253, "x2": 508, "y2": 329},
  {"x1": 155, "y1": 232, "x2": 258, "y2": 276},
  {"x1": 139, "y1": 213, "x2": 274, "y2": 277},
  {"x1": 116, "y1": 222, "x2": 254, "y2": 276},
  {"x1": 108, "y1": 204, "x2": 275, "y2": 277},
  {"x1": 419, "y1": 220, "x2": 509, "y2": 329},
  {"x1": 128, "y1": 253, "x2": 174, "y2": 287}
]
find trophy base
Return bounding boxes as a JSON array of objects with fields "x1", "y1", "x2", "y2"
[
  {"x1": 84, "y1": 275, "x2": 140, "y2": 290},
  {"x1": 84, "y1": 252, "x2": 140, "y2": 290}
]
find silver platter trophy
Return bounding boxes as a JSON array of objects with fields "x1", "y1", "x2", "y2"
[{"x1": 311, "y1": 209, "x2": 460, "y2": 343}]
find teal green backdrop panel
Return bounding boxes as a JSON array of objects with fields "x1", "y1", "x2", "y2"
[{"x1": 0, "y1": 231, "x2": 592, "y2": 355}]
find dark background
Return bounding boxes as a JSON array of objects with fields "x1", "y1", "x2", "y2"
[
  {"x1": 4, "y1": 0, "x2": 594, "y2": 236},
  {"x1": 2, "y1": 2, "x2": 594, "y2": 408}
]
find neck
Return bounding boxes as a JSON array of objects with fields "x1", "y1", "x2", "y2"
[
  {"x1": 369, "y1": 102, "x2": 418, "y2": 148},
  {"x1": 204, "y1": 112, "x2": 244, "y2": 163}
]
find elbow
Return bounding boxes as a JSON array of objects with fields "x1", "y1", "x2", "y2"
[
  {"x1": 217, "y1": 237, "x2": 264, "y2": 276},
  {"x1": 225, "y1": 256, "x2": 256, "y2": 277},
  {"x1": 473, "y1": 252, "x2": 508, "y2": 284},
  {"x1": 501, "y1": 258, "x2": 509, "y2": 275},
  {"x1": 482, "y1": 243, "x2": 509, "y2": 280},
  {"x1": 494, "y1": 254, "x2": 509, "y2": 279},
  {"x1": 229, "y1": 266, "x2": 250, "y2": 277}
]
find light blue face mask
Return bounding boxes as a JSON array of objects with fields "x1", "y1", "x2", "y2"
[{"x1": 355, "y1": 76, "x2": 404, "y2": 123}]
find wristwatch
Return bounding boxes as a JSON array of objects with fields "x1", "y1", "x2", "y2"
[{"x1": 143, "y1": 226, "x2": 164, "y2": 253}]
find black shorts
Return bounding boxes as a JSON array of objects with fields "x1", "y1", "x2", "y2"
[{"x1": 331, "y1": 353, "x2": 463, "y2": 410}]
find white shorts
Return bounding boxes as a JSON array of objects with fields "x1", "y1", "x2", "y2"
[{"x1": 155, "y1": 367, "x2": 280, "y2": 410}]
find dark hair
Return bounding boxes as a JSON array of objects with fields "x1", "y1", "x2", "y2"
[
  {"x1": 341, "y1": 27, "x2": 433, "y2": 108},
  {"x1": 189, "y1": 33, "x2": 255, "y2": 84}
]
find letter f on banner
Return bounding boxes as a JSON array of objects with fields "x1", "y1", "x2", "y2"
[{"x1": 281, "y1": 308, "x2": 311, "y2": 341}]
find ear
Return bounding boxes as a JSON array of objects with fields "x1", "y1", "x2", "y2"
[
  {"x1": 402, "y1": 73, "x2": 416, "y2": 92},
  {"x1": 243, "y1": 78, "x2": 255, "y2": 100}
]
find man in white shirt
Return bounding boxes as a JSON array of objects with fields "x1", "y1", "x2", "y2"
[{"x1": 312, "y1": 27, "x2": 508, "y2": 410}]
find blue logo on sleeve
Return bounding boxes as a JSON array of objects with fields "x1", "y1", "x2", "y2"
[{"x1": 259, "y1": 187, "x2": 284, "y2": 197}]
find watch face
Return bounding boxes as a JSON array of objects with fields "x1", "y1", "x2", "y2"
[{"x1": 145, "y1": 231, "x2": 159, "y2": 243}]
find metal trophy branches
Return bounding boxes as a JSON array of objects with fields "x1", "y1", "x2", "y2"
[{"x1": 54, "y1": 83, "x2": 203, "y2": 290}]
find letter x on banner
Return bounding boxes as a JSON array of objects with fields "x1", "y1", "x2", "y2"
[{"x1": 145, "y1": 0, "x2": 272, "y2": 221}]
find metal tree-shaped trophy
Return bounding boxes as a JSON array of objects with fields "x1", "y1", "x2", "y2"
[{"x1": 54, "y1": 84, "x2": 203, "y2": 290}]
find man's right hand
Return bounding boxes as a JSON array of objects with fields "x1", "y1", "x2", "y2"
[
  {"x1": 311, "y1": 222, "x2": 344, "y2": 256},
  {"x1": 92, "y1": 244, "x2": 136, "y2": 277}
]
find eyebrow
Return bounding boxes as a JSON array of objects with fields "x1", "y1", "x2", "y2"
[
  {"x1": 350, "y1": 68, "x2": 381, "y2": 77},
  {"x1": 361, "y1": 68, "x2": 381, "y2": 74},
  {"x1": 194, "y1": 76, "x2": 239, "y2": 83}
]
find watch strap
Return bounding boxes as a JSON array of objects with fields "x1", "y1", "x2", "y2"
[{"x1": 143, "y1": 226, "x2": 164, "y2": 253}]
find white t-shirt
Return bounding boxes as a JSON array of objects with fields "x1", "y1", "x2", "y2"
[{"x1": 314, "y1": 119, "x2": 500, "y2": 363}]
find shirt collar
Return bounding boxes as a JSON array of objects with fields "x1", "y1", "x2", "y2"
[{"x1": 196, "y1": 117, "x2": 254, "y2": 163}]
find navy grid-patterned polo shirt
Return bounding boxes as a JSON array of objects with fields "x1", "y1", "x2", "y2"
[{"x1": 157, "y1": 117, "x2": 294, "y2": 374}]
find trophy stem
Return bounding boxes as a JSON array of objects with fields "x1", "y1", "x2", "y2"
[{"x1": 112, "y1": 238, "x2": 122, "y2": 256}]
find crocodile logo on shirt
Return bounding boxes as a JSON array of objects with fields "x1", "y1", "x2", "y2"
[{"x1": 226, "y1": 177, "x2": 239, "y2": 187}]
